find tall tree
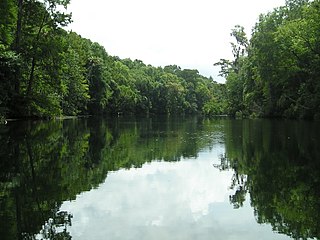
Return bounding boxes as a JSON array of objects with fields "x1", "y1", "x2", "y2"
[
  {"x1": 215, "y1": 25, "x2": 248, "y2": 116},
  {"x1": 14, "y1": 0, "x2": 71, "y2": 116}
]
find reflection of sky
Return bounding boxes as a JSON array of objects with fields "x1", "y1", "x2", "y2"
[{"x1": 61, "y1": 145, "x2": 290, "y2": 240}]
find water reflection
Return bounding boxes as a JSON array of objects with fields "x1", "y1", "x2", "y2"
[
  {"x1": 35, "y1": 211, "x2": 73, "y2": 240},
  {"x1": 0, "y1": 117, "x2": 319, "y2": 239},
  {"x1": 0, "y1": 116, "x2": 223, "y2": 239},
  {"x1": 61, "y1": 151, "x2": 290, "y2": 240},
  {"x1": 216, "y1": 119, "x2": 320, "y2": 239}
]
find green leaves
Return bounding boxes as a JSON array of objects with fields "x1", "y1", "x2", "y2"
[
  {"x1": 0, "y1": 0, "x2": 228, "y2": 118},
  {"x1": 0, "y1": 0, "x2": 17, "y2": 45},
  {"x1": 217, "y1": 0, "x2": 320, "y2": 119}
]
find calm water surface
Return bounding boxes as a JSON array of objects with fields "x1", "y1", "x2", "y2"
[{"x1": 0, "y1": 116, "x2": 319, "y2": 239}]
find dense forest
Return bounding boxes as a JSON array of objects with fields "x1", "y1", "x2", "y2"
[
  {"x1": 0, "y1": 0, "x2": 226, "y2": 120},
  {"x1": 216, "y1": 0, "x2": 320, "y2": 119},
  {"x1": 1, "y1": 0, "x2": 320, "y2": 120}
]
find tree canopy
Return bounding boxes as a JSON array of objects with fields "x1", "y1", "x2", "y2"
[
  {"x1": 1, "y1": 0, "x2": 319, "y2": 120},
  {"x1": 0, "y1": 0, "x2": 226, "y2": 119},
  {"x1": 216, "y1": 0, "x2": 320, "y2": 119}
]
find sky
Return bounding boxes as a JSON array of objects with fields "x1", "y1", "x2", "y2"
[{"x1": 67, "y1": 0, "x2": 286, "y2": 82}]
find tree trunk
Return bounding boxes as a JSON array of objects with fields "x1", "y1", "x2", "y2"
[
  {"x1": 27, "y1": 56, "x2": 36, "y2": 97},
  {"x1": 14, "y1": 0, "x2": 23, "y2": 95}
]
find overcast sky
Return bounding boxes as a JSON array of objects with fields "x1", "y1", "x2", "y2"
[{"x1": 67, "y1": 0, "x2": 286, "y2": 82}]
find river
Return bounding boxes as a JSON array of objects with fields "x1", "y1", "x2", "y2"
[{"x1": 0, "y1": 116, "x2": 319, "y2": 239}]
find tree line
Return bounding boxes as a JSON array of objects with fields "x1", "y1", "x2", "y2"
[
  {"x1": 2, "y1": 0, "x2": 319, "y2": 120},
  {"x1": 217, "y1": 0, "x2": 320, "y2": 119},
  {"x1": 0, "y1": 0, "x2": 226, "y2": 119}
]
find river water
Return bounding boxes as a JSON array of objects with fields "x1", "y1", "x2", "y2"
[{"x1": 0, "y1": 116, "x2": 319, "y2": 239}]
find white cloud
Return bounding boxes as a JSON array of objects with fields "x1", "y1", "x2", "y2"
[{"x1": 67, "y1": 0, "x2": 286, "y2": 82}]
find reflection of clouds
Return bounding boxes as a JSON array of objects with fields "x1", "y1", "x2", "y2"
[{"x1": 62, "y1": 148, "x2": 290, "y2": 240}]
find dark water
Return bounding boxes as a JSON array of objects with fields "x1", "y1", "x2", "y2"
[{"x1": 0, "y1": 116, "x2": 319, "y2": 240}]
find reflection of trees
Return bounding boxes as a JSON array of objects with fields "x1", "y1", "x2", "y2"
[
  {"x1": 21, "y1": 210, "x2": 73, "y2": 240},
  {"x1": 0, "y1": 120, "x2": 84, "y2": 240},
  {"x1": 216, "y1": 120, "x2": 320, "y2": 239},
  {"x1": 35, "y1": 211, "x2": 73, "y2": 240},
  {"x1": 0, "y1": 116, "x2": 223, "y2": 239}
]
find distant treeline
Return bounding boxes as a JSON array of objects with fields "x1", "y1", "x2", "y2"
[
  {"x1": 216, "y1": 0, "x2": 320, "y2": 119},
  {"x1": 0, "y1": 0, "x2": 226, "y2": 119}
]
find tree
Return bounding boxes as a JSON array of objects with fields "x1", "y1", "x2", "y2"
[
  {"x1": 0, "y1": 44, "x2": 20, "y2": 117},
  {"x1": 87, "y1": 57, "x2": 111, "y2": 114},
  {"x1": 109, "y1": 60, "x2": 139, "y2": 113},
  {"x1": 215, "y1": 25, "x2": 248, "y2": 116},
  {"x1": 1, "y1": 0, "x2": 229, "y2": 118},
  {"x1": 12, "y1": 0, "x2": 72, "y2": 116},
  {"x1": 160, "y1": 72, "x2": 186, "y2": 113},
  {"x1": 216, "y1": 0, "x2": 320, "y2": 119},
  {"x1": 60, "y1": 32, "x2": 90, "y2": 115},
  {"x1": 0, "y1": 0, "x2": 16, "y2": 46},
  {"x1": 274, "y1": 0, "x2": 320, "y2": 118},
  {"x1": 230, "y1": 25, "x2": 248, "y2": 72}
]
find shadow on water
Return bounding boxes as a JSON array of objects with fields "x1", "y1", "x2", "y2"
[
  {"x1": 214, "y1": 119, "x2": 320, "y2": 240},
  {"x1": 0, "y1": 115, "x2": 223, "y2": 239}
]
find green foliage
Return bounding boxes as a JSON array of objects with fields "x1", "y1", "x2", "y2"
[
  {"x1": 215, "y1": 25, "x2": 248, "y2": 117},
  {"x1": 0, "y1": 43, "x2": 20, "y2": 116},
  {"x1": 0, "y1": 0, "x2": 227, "y2": 118},
  {"x1": 0, "y1": 0, "x2": 16, "y2": 45},
  {"x1": 216, "y1": 0, "x2": 320, "y2": 119},
  {"x1": 3, "y1": 0, "x2": 320, "y2": 119},
  {"x1": 60, "y1": 37, "x2": 89, "y2": 115}
]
